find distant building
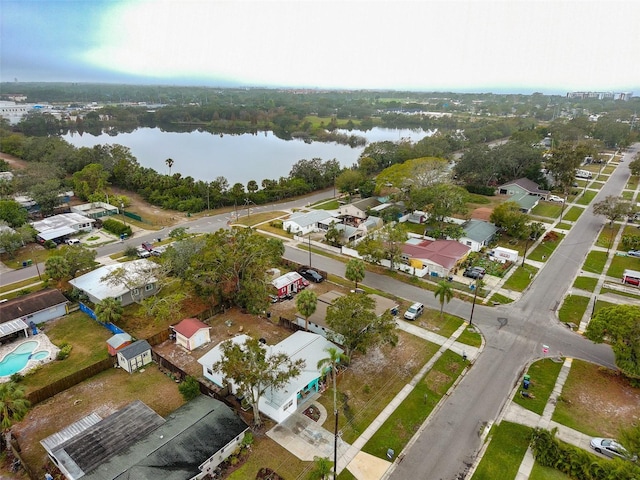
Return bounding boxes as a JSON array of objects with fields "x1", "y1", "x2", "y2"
[{"x1": 31, "y1": 212, "x2": 95, "y2": 243}]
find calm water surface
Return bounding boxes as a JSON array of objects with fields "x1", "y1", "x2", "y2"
[{"x1": 62, "y1": 127, "x2": 432, "y2": 185}]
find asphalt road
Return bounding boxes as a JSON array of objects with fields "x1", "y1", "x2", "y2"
[{"x1": 1, "y1": 147, "x2": 636, "y2": 479}]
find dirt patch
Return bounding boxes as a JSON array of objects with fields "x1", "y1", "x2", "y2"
[
  {"x1": 0, "y1": 152, "x2": 29, "y2": 169},
  {"x1": 302, "y1": 404, "x2": 321, "y2": 422}
]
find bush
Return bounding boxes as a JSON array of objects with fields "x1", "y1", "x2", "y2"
[
  {"x1": 465, "y1": 184, "x2": 495, "y2": 196},
  {"x1": 178, "y1": 376, "x2": 201, "y2": 401},
  {"x1": 10, "y1": 373, "x2": 24, "y2": 383},
  {"x1": 56, "y1": 342, "x2": 72, "y2": 360},
  {"x1": 102, "y1": 218, "x2": 133, "y2": 238},
  {"x1": 124, "y1": 246, "x2": 139, "y2": 258},
  {"x1": 44, "y1": 240, "x2": 57, "y2": 249}
]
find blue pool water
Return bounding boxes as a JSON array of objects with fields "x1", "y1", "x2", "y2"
[{"x1": 0, "y1": 341, "x2": 50, "y2": 377}]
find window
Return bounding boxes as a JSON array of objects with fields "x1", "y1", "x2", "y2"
[
  {"x1": 145, "y1": 284, "x2": 154, "y2": 292},
  {"x1": 207, "y1": 368, "x2": 213, "y2": 375},
  {"x1": 115, "y1": 296, "x2": 122, "y2": 302},
  {"x1": 284, "y1": 399, "x2": 294, "y2": 411},
  {"x1": 132, "y1": 288, "x2": 140, "y2": 296}
]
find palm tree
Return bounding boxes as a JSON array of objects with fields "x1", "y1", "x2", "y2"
[
  {"x1": 308, "y1": 456, "x2": 333, "y2": 480},
  {"x1": 434, "y1": 280, "x2": 453, "y2": 318},
  {"x1": 345, "y1": 258, "x2": 365, "y2": 290},
  {"x1": 296, "y1": 289, "x2": 317, "y2": 332},
  {"x1": 165, "y1": 158, "x2": 174, "y2": 175},
  {"x1": 0, "y1": 382, "x2": 30, "y2": 451},
  {"x1": 95, "y1": 297, "x2": 123, "y2": 325},
  {"x1": 44, "y1": 255, "x2": 69, "y2": 286},
  {"x1": 317, "y1": 347, "x2": 349, "y2": 480}
]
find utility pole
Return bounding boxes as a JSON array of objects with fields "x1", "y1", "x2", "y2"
[
  {"x1": 469, "y1": 277, "x2": 479, "y2": 326},
  {"x1": 308, "y1": 232, "x2": 312, "y2": 267}
]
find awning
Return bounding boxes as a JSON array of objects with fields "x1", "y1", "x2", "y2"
[
  {"x1": 37, "y1": 226, "x2": 77, "y2": 241},
  {"x1": 0, "y1": 318, "x2": 29, "y2": 338}
]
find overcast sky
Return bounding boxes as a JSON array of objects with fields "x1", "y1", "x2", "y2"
[{"x1": 1, "y1": 0, "x2": 638, "y2": 94}]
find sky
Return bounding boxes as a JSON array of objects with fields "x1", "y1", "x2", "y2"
[{"x1": 1, "y1": 0, "x2": 639, "y2": 94}]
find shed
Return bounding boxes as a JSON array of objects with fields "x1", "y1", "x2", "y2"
[
  {"x1": 171, "y1": 318, "x2": 211, "y2": 351},
  {"x1": 117, "y1": 340, "x2": 152, "y2": 373},
  {"x1": 272, "y1": 271, "x2": 306, "y2": 298},
  {"x1": 106, "y1": 333, "x2": 132, "y2": 356}
]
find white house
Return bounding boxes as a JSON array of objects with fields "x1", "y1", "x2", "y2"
[
  {"x1": 283, "y1": 210, "x2": 338, "y2": 235},
  {"x1": 198, "y1": 331, "x2": 343, "y2": 423},
  {"x1": 31, "y1": 212, "x2": 95, "y2": 243},
  {"x1": 69, "y1": 259, "x2": 158, "y2": 307},
  {"x1": 459, "y1": 219, "x2": 500, "y2": 252}
]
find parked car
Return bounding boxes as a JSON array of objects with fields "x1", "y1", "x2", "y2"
[
  {"x1": 136, "y1": 247, "x2": 151, "y2": 258},
  {"x1": 141, "y1": 242, "x2": 154, "y2": 252},
  {"x1": 300, "y1": 269, "x2": 324, "y2": 283},
  {"x1": 151, "y1": 245, "x2": 168, "y2": 256},
  {"x1": 65, "y1": 238, "x2": 81, "y2": 245},
  {"x1": 404, "y1": 302, "x2": 424, "y2": 320},
  {"x1": 463, "y1": 267, "x2": 486, "y2": 279},
  {"x1": 628, "y1": 250, "x2": 640, "y2": 258},
  {"x1": 268, "y1": 294, "x2": 279, "y2": 304},
  {"x1": 547, "y1": 195, "x2": 564, "y2": 203},
  {"x1": 590, "y1": 438, "x2": 636, "y2": 461}
]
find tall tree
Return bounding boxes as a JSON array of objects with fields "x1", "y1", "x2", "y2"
[
  {"x1": 0, "y1": 382, "x2": 30, "y2": 451},
  {"x1": 585, "y1": 304, "x2": 640, "y2": 379},
  {"x1": 0, "y1": 228, "x2": 22, "y2": 259},
  {"x1": 325, "y1": 293, "x2": 398, "y2": 359},
  {"x1": 0, "y1": 200, "x2": 28, "y2": 228},
  {"x1": 165, "y1": 158, "x2": 174, "y2": 175},
  {"x1": 94, "y1": 297, "x2": 124, "y2": 325},
  {"x1": 317, "y1": 346, "x2": 348, "y2": 480},
  {"x1": 434, "y1": 280, "x2": 454, "y2": 317},
  {"x1": 593, "y1": 195, "x2": 634, "y2": 225},
  {"x1": 546, "y1": 143, "x2": 583, "y2": 194},
  {"x1": 60, "y1": 244, "x2": 98, "y2": 278},
  {"x1": 45, "y1": 255, "x2": 70, "y2": 285},
  {"x1": 490, "y1": 201, "x2": 530, "y2": 239},
  {"x1": 29, "y1": 179, "x2": 63, "y2": 216},
  {"x1": 212, "y1": 337, "x2": 305, "y2": 427},
  {"x1": 345, "y1": 258, "x2": 366, "y2": 290},
  {"x1": 296, "y1": 289, "x2": 318, "y2": 332}
]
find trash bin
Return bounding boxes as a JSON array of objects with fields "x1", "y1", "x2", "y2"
[{"x1": 523, "y1": 374, "x2": 530, "y2": 390}]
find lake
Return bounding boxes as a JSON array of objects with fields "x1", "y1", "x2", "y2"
[{"x1": 62, "y1": 127, "x2": 433, "y2": 185}]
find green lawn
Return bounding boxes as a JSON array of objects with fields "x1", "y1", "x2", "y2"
[
  {"x1": 471, "y1": 421, "x2": 532, "y2": 480},
  {"x1": 557, "y1": 295, "x2": 590, "y2": 325},
  {"x1": 561, "y1": 206, "x2": 584, "y2": 222},
  {"x1": 456, "y1": 325, "x2": 482, "y2": 348},
  {"x1": 600, "y1": 287, "x2": 640, "y2": 300},
  {"x1": 531, "y1": 203, "x2": 562, "y2": 218},
  {"x1": 583, "y1": 251, "x2": 608, "y2": 274},
  {"x1": 594, "y1": 299, "x2": 616, "y2": 315},
  {"x1": 488, "y1": 293, "x2": 514, "y2": 305},
  {"x1": 361, "y1": 350, "x2": 465, "y2": 459},
  {"x1": 576, "y1": 190, "x2": 597, "y2": 205},
  {"x1": 622, "y1": 190, "x2": 634, "y2": 200},
  {"x1": 607, "y1": 254, "x2": 640, "y2": 279},
  {"x1": 527, "y1": 232, "x2": 564, "y2": 262},
  {"x1": 21, "y1": 311, "x2": 113, "y2": 393},
  {"x1": 529, "y1": 464, "x2": 573, "y2": 480},
  {"x1": 595, "y1": 223, "x2": 620, "y2": 248},
  {"x1": 502, "y1": 265, "x2": 539, "y2": 292},
  {"x1": 512, "y1": 358, "x2": 564, "y2": 415},
  {"x1": 572, "y1": 276, "x2": 598, "y2": 292},
  {"x1": 555, "y1": 223, "x2": 571, "y2": 230}
]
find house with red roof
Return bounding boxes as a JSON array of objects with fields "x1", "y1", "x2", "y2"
[
  {"x1": 400, "y1": 239, "x2": 471, "y2": 278},
  {"x1": 171, "y1": 318, "x2": 211, "y2": 351}
]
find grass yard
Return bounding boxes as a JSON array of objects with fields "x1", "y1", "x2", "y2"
[
  {"x1": 488, "y1": 292, "x2": 514, "y2": 305},
  {"x1": 622, "y1": 190, "x2": 634, "y2": 200},
  {"x1": 600, "y1": 287, "x2": 640, "y2": 300},
  {"x1": 13, "y1": 365, "x2": 185, "y2": 479},
  {"x1": 561, "y1": 206, "x2": 584, "y2": 222},
  {"x1": 594, "y1": 299, "x2": 616, "y2": 315},
  {"x1": 227, "y1": 435, "x2": 308, "y2": 480},
  {"x1": 502, "y1": 265, "x2": 539, "y2": 292},
  {"x1": 626, "y1": 176, "x2": 639, "y2": 189},
  {"x1": 361, "y1": 350, "x2": 466, "y2": 460},
  {"x1": 557, "y1": 295, "x2": 589, "y2": 325},
  {"x1": 583, "y1": 251, "x2": 608, "y2": 274},
  {"x1": 456, "y1": 325, "x2": 482, "y2": 348},
  {"x1": 512, "y1": 358, "x2": 564, "y2": 415},
  {"x1": 576, "y1": 190, "x2": 597, "y2": 205},
  {"x1": 551, "y1": 359, "x2": 640, "y2": 438},
  {"x1": 471, "y1": 421, "x2": 532, "y2": 480},
  {"x1": 572, "y1": 276, "x2": 598, "y2": 292},
  {"x1": 20, "y1": 311, "x2": 113, "y2": 393},
  {"x1": 531, "y1": 203, "x2": 562, "y2": 219},
  {"x1": 595, "y1": 223, "x2": 620, "y2": 248},
  {"x1": 529, "y1": 464, "x2": 573, "y2": 480},
  {"x1": 413, "y1": 310, "x2": 463, "y2": 338},
  {"x1": 527, "y1": 232, "x2": 564, "y2": 262},
  {"x1": 313, "y1": 199, "x2": 341, "y2": 210},
  {"x1": 1, "y1": 243, "x2": 51, "y2": 269},
  {"x1": 314, "y1": 332, "x2": 440, "y2": 445},
  {"x1": 234, "y1": 210, "x2": 287, "y2": 227},
  {"x1": 555, "y1": 223, "x2": 572, "y2": 230},
  {"x1": 607, "y1": 254, "x2": 640, "y2": 279}
]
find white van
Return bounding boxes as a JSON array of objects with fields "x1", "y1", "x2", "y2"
[
  {"x1": 65, "y1": 238, "x2": 81, "y2": 245},
  {"x1": 404, "y1": 302, "x2": 424, "y2": 320}
]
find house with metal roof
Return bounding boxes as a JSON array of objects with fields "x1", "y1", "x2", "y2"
[
  {"x1": 400, "y1": 239, "x2": 471, "y2": 277},
  {"x1": 171, "y1": 318, "x2": 211, "y2": 351},
  {"x1": 69, "y1": 259, "x2": 158, "y2": 306},
  {"x1": 283, "y1": 210, "x2": 338, "y2": 235},
  {"x1": 106, "y1": 333, "x2": 132, "y2": 356},
  {"x1": 41, "y1": 396, "x2": 249, "y2": 480},
  {"x1": 337, "y1": 197, "x2": 383, "y2": 225},
  {"x1": 497, "y1": 178, "x2": 549, "y2": 214},
  {"x1": 31, "y1": 213, "x2": 95, "y2": 243},
  {"x1": 199, "y1": 331, "x2": 343, "y2": 423},
  {"x1": 459, "y1": 219, "x2": 500, "y2": 252}
]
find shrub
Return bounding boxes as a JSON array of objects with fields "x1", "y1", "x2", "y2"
[
  {"x1": 465, "y1": 184, "x2": 495, "y2": 196},
  {"x1": 102, "y1": 218, "x2": 132, "y2": 238},
  {"x1": 178, "y1": 376, "x2": 201, "y2": 401},
  {"x1": 44, "y1": 240, "x2": 57, "y2": 249},
  {"x1": 56, "y1": 342, "x2": 73, "y2": 360},
  {"x1": 124, "y1": 246, "x2": 139, "y2": 258},
  {"x1": 10, "y1": 373, "x2": 24, "y2": 383}
]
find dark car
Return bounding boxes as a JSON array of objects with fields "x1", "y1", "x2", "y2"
[
  {"x1": 300, "y1": 269, "x2": 324, "y2": 283},
  {"x1": 463, "y1": 267, "x2": 486, "y2": 279},
  {"x1": 141, "y1": 242, "x2": 154, "y2": 252}
]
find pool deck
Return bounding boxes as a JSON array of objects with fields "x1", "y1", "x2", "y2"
[{"x1": 0, "y1": 332, "x2": 59, "y2": 382}]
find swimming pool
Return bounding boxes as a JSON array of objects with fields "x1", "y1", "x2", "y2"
[{"x1": 0, "y1": 341, "x2": 50, "y2": 377}]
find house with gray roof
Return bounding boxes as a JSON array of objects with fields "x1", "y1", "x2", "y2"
[
  {"x1": 0, "y1": 288, "x2": 68, "y2": 341},
  {"x1": 497, "y1": 178, "x2": 549, "y2": 213},
  {"x1": 337, "y1": 197, "x2": 382, "y2": 225},
  {"x1": 283, "y1": 210, "x2": 338, "y2": 235},
  {"x1": 42, "y1": 396, "x2": 249, "y2": 480},
  {"x1": 459, "y1": 219, "x2": 500, "y2": 252}
]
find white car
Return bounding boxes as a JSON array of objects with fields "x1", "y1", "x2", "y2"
[
  {"x1": 590, "y1": 438, "x2": 636, "y2": 461},
  {"x1": 547, "y1": 195, "x2": 564, "y2": 203}
]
